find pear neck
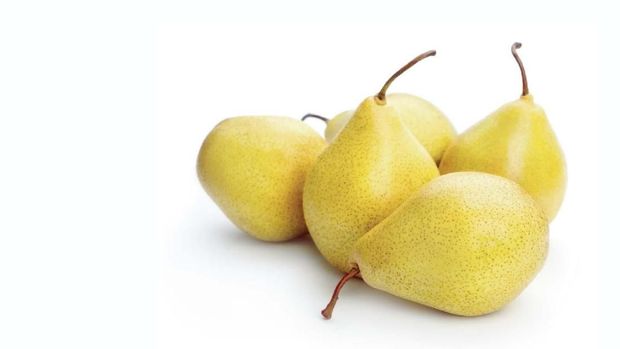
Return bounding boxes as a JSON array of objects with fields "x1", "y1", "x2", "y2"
[
  {"x1": 374, "y1": 95, "x2": 386, "y2": 106},
  {"x1": 520, "y1": 94, "x2": 534, "y2": 103}
]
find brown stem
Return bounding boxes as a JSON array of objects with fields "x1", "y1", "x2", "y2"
[
  {"x1": 321, "y1": 266, "x2": 360, "y2": 319},
  {"x1": 301, "y1": 113, "x2": 329, "y2": 123},
  {"x1": 511, "y1": 42, "x2": 529, "y2": 97},
  {"x1": 375, "y1": 50, "x2": 436, "y2": 104}
]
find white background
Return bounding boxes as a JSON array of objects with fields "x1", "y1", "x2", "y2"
[{"x1": 1, "y1": 2, "x2": 618, "y2": 349}]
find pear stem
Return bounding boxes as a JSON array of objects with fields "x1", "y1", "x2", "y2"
[
  {"x1": 375, "y1": 50, "x2": 436, "y2": 103},
  {"x1": 321, "y1": 266, "x2": 360, "y2": 319},
  {"x1": 301, "y1": 113, "x2": 329, "y2": 123},
  {"x1": 511, "y1": 42, "x2": 529, "y2": 97}
]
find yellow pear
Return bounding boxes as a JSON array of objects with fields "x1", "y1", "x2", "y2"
[
  {"x1": 196, "y1": 116, "x2": 326, "y2": 242},
  {"x1": 321, "y1": 172, "x2": 549, "y2": 319},
  {"x1": 305, "y1": 93, "x2": 456, "y2": 163},
  {"x1": 439, "y1": 43, "x2": 566, "y2": 221},
  {"x1": 324, "y1": 111, "x2": 353, "y2": 144},
  {"x1": 303, "y1": 51, "x2": 440, "y2": 272}
]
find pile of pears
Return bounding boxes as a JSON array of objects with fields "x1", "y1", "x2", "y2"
[{"x1": 196, "y1": 43, "x2": 566, "y2": 318}]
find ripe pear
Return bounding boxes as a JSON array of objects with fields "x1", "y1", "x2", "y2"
[
  {"x1": 303, "y1": 51, "x2": 440, "y2": 272},
  {"x1": 305, "y1": 93, "x2": 456, "y2": 163},
  {"x1": 321, "y1": 172, "x2": 549, "y2": 319},
  {"x1": 196, "y1": 116, "x2": 326, "y2": 242},
  {"x1": 439, "y1": 43, "x2": 566, "y2": 221}
]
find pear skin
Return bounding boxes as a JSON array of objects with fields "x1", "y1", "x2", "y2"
[
  {"x1": 439, "y1": 43, "x2": 566, "y2": 221},
  {"x1": 440, "y1": 95, "x2": 566, "y2": 220},
  {"x1": 304, "y1": 97, "x2": 438, "y2": 272},
  {"x1": 197, "y1": 116, "x2": 326, "y2": 242},
  {"x1": 321, "y1": 172, "x2": 549, "y2": 319},
  {"x1": 303, "y1": 51, "x2": 440, "y2": 272},
  {"x1": 353, "y1": 172, "x2": 548, "y2": 316}
]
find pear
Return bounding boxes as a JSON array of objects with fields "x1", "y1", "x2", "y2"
[
  {"x1": 303, "y1": 51, "x2": 440, "y2": 272},
  {"x1": 323, "y1": 110, "x2": 353, "y2": 144},
  {"x1": 439, "y1": 43, "x2": 566, "y2": 221},
  {"x1": 321, "y1": 172, "x2": 549, "y2": 319},
  {"x1": 304, "y1": 93, "x2": 456, "y2": 163},
  {"x1": 196, "y1": 116, "x2": 326, "y2": 242}
]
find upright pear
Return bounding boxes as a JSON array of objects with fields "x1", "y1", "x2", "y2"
[
  {"x1": 304, "y1": 93, "x2": 456, "y2": 163},
  {"x1": 197, "y1": 116, "x2": 326, "y2": 242},
  {"x1": 439, "y1": 43, "x2": 566, "y2": 221},
  {"x1": 303, "y1": 51, "x2": 440, "y2": 272},
  {"x1": 322, "y1": 172, "x2": 549, "y2": 318}
]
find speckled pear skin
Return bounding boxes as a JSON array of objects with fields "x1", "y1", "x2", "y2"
[
  {"x1": 352, "y1": 172, "x2": 549, "y2": 316},
  {"x1": 197, "y1": 116, "x2": 327, "y2": 242},
  {"x1": 303, "y1": 96, "x2": 439, "y2": 272},
  {"x1": 324, "y1": 93, "x2": 456, "y2": 163},
  {"x1": 439, "y1": 95, "x2": 566, "y2": 221}
]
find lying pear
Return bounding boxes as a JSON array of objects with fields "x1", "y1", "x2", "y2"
[
  {"x1": 322, "y1": 172, "x2": 549, "y2": 319},
  {"x1": 303, "y1": 51, "x2": 440, "y2": 272},
  {"x1": 439, "y1": 43, "x2": 566, "y2": 221},
  {"x1": 197, "y1": 116, "x2": 326, "y2": 242},
  {"x1": 303, "y1": 93, "x2": 456, "y2": 163}
]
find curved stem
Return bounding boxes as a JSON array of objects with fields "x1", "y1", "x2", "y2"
[
  {"x1": 321, "y1": 266, "x2": 360, "y2": 319},
  {"x1": 511, "y1": 42, "x2": 529, "y2": 97},
  {"x1": 301, "y1": 113, "x2": 329, "y2": 123},
  {"x1": 376, "y1": 50, "x2": 436, "y2": 103}
]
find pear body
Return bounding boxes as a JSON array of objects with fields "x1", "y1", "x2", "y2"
[
  {"x1": 439, "y1": 95, "x2": 566, "y2": 221},
  {"x1": 303, "y1": 96, "x2": 439, "y2": 272},
  {"x1": 324, "y1": 93, "x2": 456, "y2": 163},
  {"x1": 197, "y1": 116, "x2": 327, "y2": 242},
  {"x1": 353, "y1": 172, "x2": 549, "y2": 316}
]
